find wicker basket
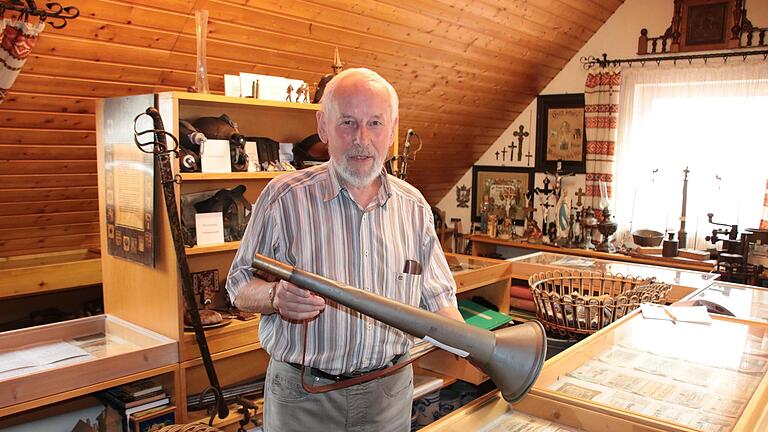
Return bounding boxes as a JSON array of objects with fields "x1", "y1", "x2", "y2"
[{"x1": 528, "y1": 270, "x2": 671, "y2": 339}]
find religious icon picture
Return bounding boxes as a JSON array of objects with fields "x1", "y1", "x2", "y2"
[
  {"x1": 471, "y1": 166, "x2": 534, "y2": 223},
  {"x1": 535, "y1": 94, "x2": 587, "y2": 173}
]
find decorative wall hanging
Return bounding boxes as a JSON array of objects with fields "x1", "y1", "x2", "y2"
[
  {"x1": 471, "y1": 166, "x2": 534, "y2": 223},
  {"x1": 535, "y1": 94, "x2": 587, "y2": 174},
  {"x1": 455, "y1": 185, "x2": 470, "y2": 208},
  {"x1": 0, "y1": 0, "x2": 79, "y2": 103},
  {"x1": 638, "y1": 0, "x2": 768, "y2": 55}
]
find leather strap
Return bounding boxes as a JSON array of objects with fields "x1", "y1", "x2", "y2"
[{"x1": 298, "y1": 321, "x2": 421, "y2": 393}]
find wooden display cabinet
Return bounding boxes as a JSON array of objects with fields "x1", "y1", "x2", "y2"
[
  {"x1": 530, "y1": 310, "x2": 768, "y2": 432},
  {"x1": 683, "y1": 280, "x2": 768, "y2": 325},
  {"x1": 422, "y1": 391, "x2": 678, "y2": 431},
  {"x1": 508, "y1": 251, "x2": 718, "y2": 302},
  {"x1": 0, "y1": 314, "x2": 178, "y2": 419},
  {"x1": 97, "y1": 92, "x2": 399, "y2": 424}
]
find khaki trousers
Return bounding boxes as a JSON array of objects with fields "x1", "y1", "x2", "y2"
[{"x1": 264, "y1": 358, "x2": 413, "y2": 432}]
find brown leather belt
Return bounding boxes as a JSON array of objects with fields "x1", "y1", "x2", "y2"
[
  {"x1": 296, "y1": 321, "x2": 418, "y2": 393},
  {"x1": 287, "y1": 354, "x2": 404, "y2": 382}
]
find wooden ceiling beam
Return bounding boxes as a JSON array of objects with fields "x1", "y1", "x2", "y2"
[
  {"x1": 0, "y1": 110, "x2": 95, "y2": 130},
  {"x1": 0, "y1": 188, "x2": 97, "y2": 203},
  {"x1": 0, "y1": 93, "x2": 95, "y2": 114},
  {"x1": 0, "y1": 223, "x2": 100, "y2": 241},
  {"x1": 0, "y1": 199, "x2": 99, "y2": 216},
  {"x1": 0, "y1": 174, "x2": 98, "y2": 189},
  {"x1": 0, "y1": 146, "x2": 97, "y2": 161}
]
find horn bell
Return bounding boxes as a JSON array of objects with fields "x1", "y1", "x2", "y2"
[{"x1": 475, "y1": 320, "x2": 547, "y2": 403}]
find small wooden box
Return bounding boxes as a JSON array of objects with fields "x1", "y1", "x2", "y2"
[{"x1": 0, "y1": 314, "x2": 178, "y2": 412}]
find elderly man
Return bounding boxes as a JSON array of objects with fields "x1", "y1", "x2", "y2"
[{"x1": 226, "y1": 68, "x2": 462, "y2": 432}]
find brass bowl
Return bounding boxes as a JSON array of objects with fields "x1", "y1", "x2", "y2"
[{"x1": 632, "y1": 229, "x2": 664, "y2": 247}]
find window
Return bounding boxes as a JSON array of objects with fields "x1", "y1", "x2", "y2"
[{"x1": 614, "y1": 62, "x2": 768, "y2": 249}]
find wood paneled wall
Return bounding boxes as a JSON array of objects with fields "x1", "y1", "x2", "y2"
[{"x1": 0, "y1": 0, "x2": 622, "y2": 257}]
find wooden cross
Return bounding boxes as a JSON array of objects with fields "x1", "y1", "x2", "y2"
[
  {"x1": 500, "y1": 147, "x2": 507, "y2": 161},
  {"x1": 525, "y1": 150, "x2": 533, "y2": 166},
  {"x1": 574, "y1": 187, "x2": 586, "y2": 207},
  {"x1": 507, "y1": 140, "x2": 516, "y2": 162},
  {"x1": 495, "y1": 150, "x2": 500, "y2": 160},
  {"x1": 513, "y1": 125, "x2": 529, "y2": 162}
]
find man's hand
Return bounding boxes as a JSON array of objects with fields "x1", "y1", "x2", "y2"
[{"x1": 273, "y1": 280, "x2": 326, "y2": 320}]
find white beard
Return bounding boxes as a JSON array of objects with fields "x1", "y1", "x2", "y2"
[{"x1": 332, "y1": 144, "x2": 384, "y2": 189}]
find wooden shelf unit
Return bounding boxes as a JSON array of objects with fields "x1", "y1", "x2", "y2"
[
  {"x1": 97, "y1": 92, "x2": 400, "y2": 424},
  {"x1": 467, "y1": 234, "x2": 715, "y2": 273}
]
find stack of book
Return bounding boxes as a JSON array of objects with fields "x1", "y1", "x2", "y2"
[
  {"x1": 509, "y1": 284, "x2": 537, "y2": 315},
  {"x1": 97, "y1": 379, "x2": 172, "y2": 431}
]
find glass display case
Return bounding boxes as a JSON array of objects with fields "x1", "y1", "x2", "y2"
[
  {"x1": 684, "y1": 281, "x2": 768, "y2": 323},
  {"x1": 509, "y1": 252, "x2": 719, "y2": 302},
  {"x1": 0, "y1": 314, "x2": 178, "y2": 415},
  {"x1": 531, "y1": 311, "x2": 768, "y2": 432}
]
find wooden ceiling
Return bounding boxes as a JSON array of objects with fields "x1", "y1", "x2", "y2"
[{"x1": 0, "y1": 0, "x2": 623, "y2": 256}]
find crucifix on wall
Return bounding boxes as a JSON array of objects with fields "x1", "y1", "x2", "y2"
[{"x1": 512, "y1": 125, "x2": 529, "y2": 162}]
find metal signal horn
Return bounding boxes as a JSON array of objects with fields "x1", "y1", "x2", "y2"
[{"x1": 252, "y1": 254, "x2": 547, "y2": 403}]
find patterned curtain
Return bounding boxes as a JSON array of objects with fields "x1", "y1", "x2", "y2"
[
  {"x1": 584, "y1": 68, "x2": 621, "y2": 211},
  {"x1": 0, "y1": 18, "x2": 45, "y2": 103},
  {"x1": 761, "y1": 179, "x2": 768, "y2": 230}
]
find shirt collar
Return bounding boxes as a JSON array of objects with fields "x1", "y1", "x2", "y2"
[{"x1": 323, "y1": 161, "x2": 392, "y2": 207}]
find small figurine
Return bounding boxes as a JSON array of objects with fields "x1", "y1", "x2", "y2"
[
  {"x1": 286, "y1": 83, "x2": 294, "y2": 102},
  {"x1": 498, "y1": 218, "x2": 513, "y2": 240},
  {"x1": 313, "y1": 47, "x2": 344, "y2": 103},
  {"x1": 487, "y1": 214, "x2": 498, "y2": 238}
]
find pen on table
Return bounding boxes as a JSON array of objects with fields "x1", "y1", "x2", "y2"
[{"x1": 663, "y1": 306, "x2": 677, "y2": 325}]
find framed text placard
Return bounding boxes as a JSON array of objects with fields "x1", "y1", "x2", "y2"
[{"x1": 103, "y1": 95, "x2": 155, "y2": 267}]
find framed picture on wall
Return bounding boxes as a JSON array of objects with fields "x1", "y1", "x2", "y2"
[
  {"x1": 535, "y1": 94, "x2": 587, "y2": 174},
  {"x1": 471, "y1": 166, "x2": 534, "y2": 223},
  {"x1": 680, "y1": 0, "x2": 733, "y2": 51}
]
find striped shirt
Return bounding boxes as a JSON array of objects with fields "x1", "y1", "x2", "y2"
[{"x1": 226, "y1": 162, "x2": 457, "y2": 375}]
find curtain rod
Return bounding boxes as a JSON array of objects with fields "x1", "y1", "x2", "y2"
[{"x1": 581, "y1": 50, "x2": 768, "y2": 69}]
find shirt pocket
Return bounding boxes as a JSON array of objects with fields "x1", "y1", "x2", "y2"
[{"x1": 392, "y1": 271, "x2": 422, "y2": 307}]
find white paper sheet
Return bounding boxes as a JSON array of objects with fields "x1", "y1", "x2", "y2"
[
  {"x1": 0, "y1": 341, "x2": 91, "y2": 375},
  {"x1": 195, "y1": 212, "x2": 224, "y2": 245},
  {"x1": 201, "y1": 139, "x2": 232, "y2": 173}
]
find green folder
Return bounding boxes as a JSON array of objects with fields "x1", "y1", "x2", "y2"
[{"x1": 458, "y1": 299, "x2": 513, "y2": 330}]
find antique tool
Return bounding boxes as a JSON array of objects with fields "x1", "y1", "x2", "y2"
[
  {"x1": 513, "y1": 125, "x2": 528, "y2": 161},
  {"x1": 705, "y1": 213, "x2": 764, "y2": 284},
  {"x1": 252, "y1": 255, "x2": 547, "y2": 403},
  {"x1": 133, "y1": 107, "x2": 229, "y2": 419},
  {"x1": 678, "y1": 167, "x2": 690, "y2": 248}
]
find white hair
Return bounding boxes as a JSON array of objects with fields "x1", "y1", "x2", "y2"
[{"x1": 320, "y1": 68, "x2": 399, "y2": 123}]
